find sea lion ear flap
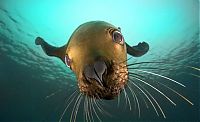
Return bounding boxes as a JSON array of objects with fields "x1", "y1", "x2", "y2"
[
  {"x1": 35, "y1": 37, "x2": 67, "y2": 63},
  {"x1": 126, "y1": 42, "x2": 149, "y2": 57}
]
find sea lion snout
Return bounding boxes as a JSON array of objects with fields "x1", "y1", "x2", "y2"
[
  {"x1": 79, "y1": 59, "x2": 128, "y2": 100},
  {"x1": 83, "y1": 60, "x2": 107, "y2": 87}
]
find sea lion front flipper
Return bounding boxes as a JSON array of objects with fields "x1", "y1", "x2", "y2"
[
  {"x1": 126, "y1": 42, "x2": 149, "y2": 57},
  {"x1": 35, "y1": 37, "x2": 67, "y2": 63}
]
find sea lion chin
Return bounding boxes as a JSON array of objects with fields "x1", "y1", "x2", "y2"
[{"x1": 35, "y1": 21, "x2": 149, "y2": 100}]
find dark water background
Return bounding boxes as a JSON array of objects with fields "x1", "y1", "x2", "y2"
[{"x1": 0, "y1": 0, "x2": 199, "y2": 121}]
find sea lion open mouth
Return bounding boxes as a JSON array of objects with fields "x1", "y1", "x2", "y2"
[{"x1": 35, "y1": 21, "x2": 149, "y2": 100}]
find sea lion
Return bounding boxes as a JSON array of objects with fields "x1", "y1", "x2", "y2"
[{"x1": 35, "y1": 21, "x2": 149, "y2": 100}]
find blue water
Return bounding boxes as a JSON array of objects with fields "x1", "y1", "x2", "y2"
[{"x1": 0, "y1": 0, "x2": 199, "y2": 121}]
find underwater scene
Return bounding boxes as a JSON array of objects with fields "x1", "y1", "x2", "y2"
[{"x1": 0, "y1": 0, "x2": 199, "y2": 122}]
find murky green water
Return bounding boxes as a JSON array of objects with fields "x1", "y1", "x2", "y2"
[{"x1": 0, "y1": 0, "x2": 199, "y2": 121}]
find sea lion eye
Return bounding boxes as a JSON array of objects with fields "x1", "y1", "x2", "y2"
[
  {"x1": 65, "y1": 54, "x2": 71, "y2": 68},
  {"x1": 112, "y1": 30, "x2": 124, "y2": 45}
]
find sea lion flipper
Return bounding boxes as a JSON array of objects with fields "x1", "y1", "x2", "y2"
[
  {"x1": 126, "y1": 42, "x2": 149, "y2": 57},
  {"x1": 35, "y1": 37, "x2": 66, "y2": 63}
]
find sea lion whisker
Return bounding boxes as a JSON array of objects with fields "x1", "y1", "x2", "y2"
[
  {"x1": 95, "y1": 99, "x2": 112, "y2": 117},
  {"x1": 156, "y1": 81, "x2": 194, "y2": 105},
  {"x1": 59, "y1": 90, "x2": 78, "y2": 122},
  {"x1": 138, "y1": 83, "x2": 166, "y2": 118},
  {"x1": 129, "y1": 75, "x2": 176, "y2": 106},
  {"x1": 87, "y1": 96, "x2": 90, "y2": 122},
  {"x1": 128, "y1": 75, "x2": 152, "y2": 109},
  {"x1": 70, "y1": 93, "x2": 82, "y2": 122},
  {"x1": 94, "y1": 93, "x2": 103, "y2": 102},
  {"x1": 130, "y1": 71, "x2": 194, "y2": 105},
  {"x1": 189, "y1": 73, "x2": 200, "y2": 78},
  {"x1": 129, "y1": 72, "x2": 173, "y2": 118},
  {"x1": 85, "y1": 95, "x2": 92, "y2": 122},
  {"x1": 73, "y1": 94, "x2": 83, "y2": 122},
  {"x1": 122, "y1": 88, "x2": 128, "y2": 108},
  {"x1": 93, "y1": 98, "x2": 104, "y2": 115},
  {"x1": 123, "y1": 88, "x2": 132, "y2": 111},
  {"x1": 86, "y1": 96, "x2": 91, "y2": 122},
  {"x1": 128, "y1": 67, "x2": 168, "y2": 71},
  {"x1": 139, "y1": 92, "x2": 149, "y2": 109},
  {"x1": 133, "y1": 69, "x2": 186, "y2": 87},
  {"x1": 126, "y1": 63, "x2": 200, "y2": 71},
  {"x1": 45, "y1": 89, "x2": 63, "y2": 99},
  {"x1": 128, "y1": 80, "x2": 159, "y2": 117},
  {"x1": 127, "y1": 84, "x2": 137, "y2": 110},
  {"x1": 186, "y1": 66, "x2": 200, "y2": 71},
  {"x1": 84, "y1": 96, "x2": 88, "y2": 122},
  {"x1": 65, "y1": 89, "x2": 79, "y2": 102},
  {"x1": 124, "y1": 61, "x2": 165, "y2": 68},
  {"x1": 88, "y1": 97, "x2": 94, "y2": 122},
  {"x1": 117, "y1": 92, "x2": 121, "y2": 107},
  {"x1": 91, "y1": 97, "x2": 102, "y2": 122},
  {"x1": 127, "y1": 85, "x2": 141, "y2": 118},
  {"x1": 128, "y1": 72, "x2": 145, "y2": 79}
]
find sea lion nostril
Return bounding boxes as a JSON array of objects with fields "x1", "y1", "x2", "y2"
[
  {"x1": 83, "y1": 65, "x2": 97, "y2": 83},
  {"x1": 94, "y1": 61, "x2": 107, "y2": 83},
  {"x1": 83, "y1": 61, "x2": 107, "y2": 86}
]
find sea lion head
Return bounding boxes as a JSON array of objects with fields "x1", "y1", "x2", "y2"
[
  {"x1": 35, "y1": 21, "x2": 149, "y2": 100},
  {"x1": 66, "y1": 21, "x2": 128, "y2": 99}
]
